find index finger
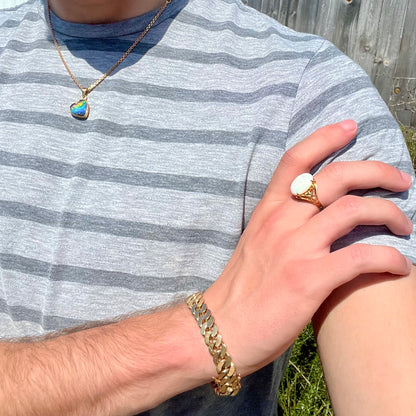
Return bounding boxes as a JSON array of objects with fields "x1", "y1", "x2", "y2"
[{"x1": 263, "y1": 120, "x2": 358, "y2": 200}]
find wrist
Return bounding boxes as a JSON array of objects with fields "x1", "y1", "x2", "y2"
[
  {"x1": 186, "y1": 292, "x2": 242, "y2": 396},
  {"x1": 115, "y1": 302, "x2": 217, "y2": 411}
]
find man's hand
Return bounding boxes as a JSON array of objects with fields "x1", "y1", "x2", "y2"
[
  {"x1": 2, "y1": 120, "x2": 413, "y2": 416},
  {"x1": 204, "y1": 119, "x2": 413, "y2": 376}
]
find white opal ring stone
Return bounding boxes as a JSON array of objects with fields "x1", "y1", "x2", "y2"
[
  {"x1": 290, "y1": 173, "x2": 323, "y2": 210},
  {"x1": 290, "y1": 173, "x2": 314, "y2": 196}
]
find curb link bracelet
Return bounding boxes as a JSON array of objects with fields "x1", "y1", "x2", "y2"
[{"x1": 186, "y1": 292, "x2": 242, "y2": 396}]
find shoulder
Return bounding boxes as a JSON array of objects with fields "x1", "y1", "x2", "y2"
[{"x1": 183, "y1": 0, "x2": 327, "y2": 56}]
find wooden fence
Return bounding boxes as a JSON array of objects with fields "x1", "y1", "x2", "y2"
[{"x1": 245, "y1": 0, "x2": 416, "y2": 128}]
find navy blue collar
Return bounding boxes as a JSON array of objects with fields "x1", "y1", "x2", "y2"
[{"x1": 41, "y1": 0, "x2": 188, "y2": 38}]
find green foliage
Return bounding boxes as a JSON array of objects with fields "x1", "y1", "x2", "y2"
[
  {"x1": 401, "y1": 125, "x2": 415, "y2": 141},
  {"x1": 405, "y1": 138, "x2": 416, "y2": 171},
  {"x1": 277, "y1": 129, "x2": 415, "y2": 416},
  {"x1": 401, "y1": 125, "x2": 416, "y2": 170},
  {"x1": 278, "y1": 324, "x2": 333, "y2": 416}
]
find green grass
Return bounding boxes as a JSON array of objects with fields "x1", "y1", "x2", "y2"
[
  {"x1": 405, "y1": 140, "x2": 416, "y2": 171},
  {"x1": 277, "y1": 126, "x2": 416, "y2": 416},
  {"x1": 401, "y1": 125, "x2": 416, "y2": 141},
  {"x1": 278, "y1": 324, "x2": 333, "y2": 416},
  {"x1": 402, "y1": 125, "x2": 416, "y2": 170}
]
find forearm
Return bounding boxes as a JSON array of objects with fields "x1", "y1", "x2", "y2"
[
  {"x1": 313, "y1": 265, "x2": 416, "y2": 415},
  {"x1": 0, "y1": 303, "x2": 214, "y2": 416},
  {"x1": 1, "y1": 121, "x2": 412, "y2": 415}
]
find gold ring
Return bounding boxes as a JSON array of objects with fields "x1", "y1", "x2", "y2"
[{"x1": 290, "y1": 173, "x2": 323, "y2": 210}]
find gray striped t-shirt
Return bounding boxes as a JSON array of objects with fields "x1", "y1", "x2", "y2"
[{"x1": 1, "y1": 0, "x2": 415, "y2": 414}]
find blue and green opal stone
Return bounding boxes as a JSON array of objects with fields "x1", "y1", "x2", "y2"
[{"x1": 70, "y1": 99, "x2": 90, "y2": 120}]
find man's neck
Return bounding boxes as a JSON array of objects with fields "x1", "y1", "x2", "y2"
[{"x1": 47, "y1": 0, "x2": 167, "y2": 24}]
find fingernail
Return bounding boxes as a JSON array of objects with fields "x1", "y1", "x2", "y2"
[
  {"x1": 407, "y1": 216, "x2": 414, "y2": 229},
  {"x1": 406, "y1": 257, "x2": 413, "y2": 270},
  {"x1": 400, "y1": 170, "x2": 412, "y2": 184},
  {"x1": 338, "y1": 119, "x2": 357, "y2": 132}
]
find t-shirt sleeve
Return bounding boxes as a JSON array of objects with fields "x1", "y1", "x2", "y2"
[{"x1": 285, "y1": 39, "x2": 416, "y2": 264}]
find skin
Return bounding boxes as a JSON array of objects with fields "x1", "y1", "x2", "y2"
[
  {"x1": 2, "y1": 120, "x2": 415, "y2": 415},
  {"x1": 47, "y1": 0, "x2": 168, "y2": 24},
  {"x1": 203, "y1": 120, "x2": 414, "y2": 375},
  {"x1": 3, "y1": 2, "x2": 416, "y2": 414}
]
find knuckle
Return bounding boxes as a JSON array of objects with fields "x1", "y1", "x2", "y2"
[
  {"x1": 384, "y1": 247, "x2": 405, "y2": 267},
  {"x1": 385, "y1": 198, "x2": 401, "y2": 214},
  {"x1": 383, "y1": 200, "x2": 400, "y2": 220},
  {"x1": 337, "y1": 194, "x2": 361, "y2": 215},
  {"x1": 349, "y1": 244, "x2": 371, "y2": 265},
  {"x1": 322, "y1": 162, "x2": 345, "y2": 182},
  {"x1": 314, "y1": 124, "x2": 333, "y2": 139},
  {"x1": 375, "y1": 198, "x2": 402, "y2": 221},
  {"x1": 280, "y1": 146, "x2": 307, "y2": 169},
  {"x1": 368, "y1": 160, "x2": 397, "y2": 182},
  {"x1": 371, "y1": 160, "x2": 389, "y2": 175},
  {"x1": 370, "y1": 161, "x2": 404, "y2": 184}
]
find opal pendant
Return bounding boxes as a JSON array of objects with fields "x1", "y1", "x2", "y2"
[{"x1": 70, "y1": 99, "x2": 90, "y2": 120}]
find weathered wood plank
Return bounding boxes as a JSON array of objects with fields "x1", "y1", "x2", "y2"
[
  {"x1": 246, "y1": 0, "x2": 416, "y2": 127},
  {"x1": 390, "y1": 0, "x2": 416, "y2": 126}
]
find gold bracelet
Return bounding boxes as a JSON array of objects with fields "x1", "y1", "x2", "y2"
[{"x1": 186, "y1": 292, "x2": 241, "y2": 396}]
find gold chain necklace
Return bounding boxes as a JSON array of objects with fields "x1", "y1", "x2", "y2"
[{"x1": 46, "y1": 0, "x2": 172, "y2": 120}]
